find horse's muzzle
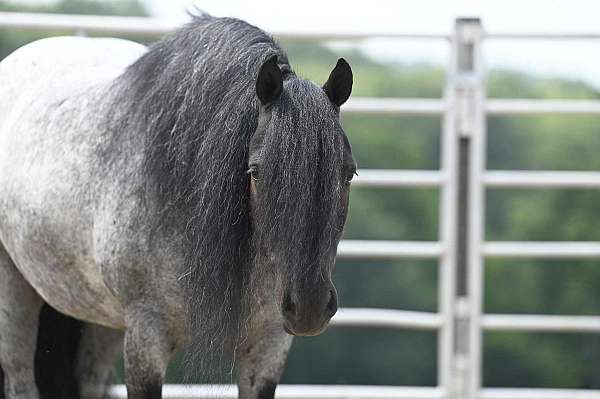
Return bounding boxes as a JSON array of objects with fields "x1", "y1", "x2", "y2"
[{"x1": 281, "y1": 283, "x2": 338, "y2": 336}]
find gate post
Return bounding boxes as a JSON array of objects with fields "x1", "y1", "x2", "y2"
[{"x1": 445, "y1": 17, "x2": 485, "y2": 399}]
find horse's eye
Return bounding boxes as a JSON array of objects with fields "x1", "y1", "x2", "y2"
[
  {"x1": 248, "y1": 168, "x2": 260, "y2": 181},
  {"x1": 345, "y1": 169, "x2": 357, "y2": 185}
]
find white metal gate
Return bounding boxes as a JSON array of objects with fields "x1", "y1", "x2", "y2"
[{"x1": 2, "y1": 12, "x2": 600, "y2": 399}]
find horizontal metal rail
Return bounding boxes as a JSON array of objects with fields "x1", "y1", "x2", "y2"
[
  {"x1": 109, "y1": 385, "x2": 446, "y2": 399},
  {"x1": 338, "y1": 240, "x2": 444, "y2": 259},
  {"x1": 0, "y1": 11, "x2": 176, "y2": 35},
  {"x1": 342, "y1": 99, "x2": 600, "y2": 116},
  {"x1": 344, "y1": 99, "x2": 600, "y2": 116},
  {"x1": 0, "y1": 12, "x2": 450, "y2": 40},
  {"x1": 484, "y1": 170, "x2": 600, "y2": 188},
  {"x1": 480, "y1": 388, "x2": 600, "y2": 399},
  {"x1": 487, "y1": 99, "x2": 600, "y2": 115},
  {"x1": 343, "y1": 98, "x2": 445, "y2": 115},
  {"x1": 353, "y1": 170, "x2": 444, "y2": 188},
  {"x1": 486, "y1": 33, "x2": 600, "y2": 40},
  {"x1": 484, "y1": 242, "x2": 600, "y2": 258},
  {"x1": 8, "y1": 12, "x2": 600, "y2": 42},
  {"x1": 483, "y1": 314, "x2": 600, "y2": 333},
  {"x1": 333, "y1": 308, "x2": 443, "y2": 330}
]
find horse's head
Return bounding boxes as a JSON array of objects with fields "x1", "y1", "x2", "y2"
[{"x1": 248, "y1": 55, "x2": 355, "y2": 336}]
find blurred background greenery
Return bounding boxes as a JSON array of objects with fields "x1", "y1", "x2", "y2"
[{"x1": 3, "y1": 0, "x2": 600, "y2": 390}]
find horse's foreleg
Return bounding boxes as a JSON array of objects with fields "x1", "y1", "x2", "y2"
[
  {"x1": 76, "y1": 323, "x2": 124, "y2": 399},
  {"x1": 0, "y1": 244, "x2": 43, "y2": 399},
  {"x1": 235, "y1": 326, "x2": 293, "y2": 399},
  {"x1": 123, "y1": 310, "x2": 174, "y2": 399}
]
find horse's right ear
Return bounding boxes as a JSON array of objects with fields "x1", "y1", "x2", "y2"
[
  {"x1": 256, "y1": 55, "x2": 283, "y2": 105},
  {"x1": 323, "y1": 58, "x2": 353, "y2": 107}
]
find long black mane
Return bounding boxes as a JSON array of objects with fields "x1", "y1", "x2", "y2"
[{"x1": 110, "y1": 15, "x2": 293, "y2": 379}]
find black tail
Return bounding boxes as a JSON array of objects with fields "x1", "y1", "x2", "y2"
[{"x1": 0, "y1": 304, "x2": 84, "y2": 399}]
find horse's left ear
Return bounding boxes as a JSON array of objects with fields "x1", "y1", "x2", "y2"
[{"x1": 323, "y1": 58, "x2": 353, "y2": 107}]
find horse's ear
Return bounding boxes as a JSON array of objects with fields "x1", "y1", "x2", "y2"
[
  {"x1": 323, "y1": 58, "x2": 353, "y2": 107},
  {"x1": 256, "y1": 55, "x2": 283, "y2": 105}
]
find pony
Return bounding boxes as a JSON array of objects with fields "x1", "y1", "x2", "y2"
[{"x1": 0, "y1": 14, "x2": 355, "y2": 399}]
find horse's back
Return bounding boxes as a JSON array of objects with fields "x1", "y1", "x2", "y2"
[
  {"x1": 0, "y1": 36, "x2": 142, "y2": 107},
  {"x1": 0, "y1": 36, "x2": 145, "y2": 118},
  {"x1": 0, "y1": 37, "x2": 146, "y2": 328}
]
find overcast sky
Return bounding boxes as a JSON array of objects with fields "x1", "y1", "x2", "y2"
[{"x1": 140, "y1": 0, "x2": 600, "y2": 90}]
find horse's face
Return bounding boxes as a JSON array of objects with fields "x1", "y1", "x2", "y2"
[{"x1": 248, "y1": 56, "x2": 355, "y2": 336}]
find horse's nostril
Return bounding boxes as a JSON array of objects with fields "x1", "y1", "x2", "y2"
[
  {"x1": 326, "y1": 289, "x2": 338, "y2": 316},
  {"x1": 282, "y1": 292, "x2": 297, "y2": 320}
]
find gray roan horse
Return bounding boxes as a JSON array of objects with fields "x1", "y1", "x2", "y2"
[{"x1": 0, "y1": 13, "x2": 355, "y2": 399}]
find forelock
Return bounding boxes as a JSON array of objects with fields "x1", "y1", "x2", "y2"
[{"x1": 254, "y1": 78, "x2": 345, "y2": 282}]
